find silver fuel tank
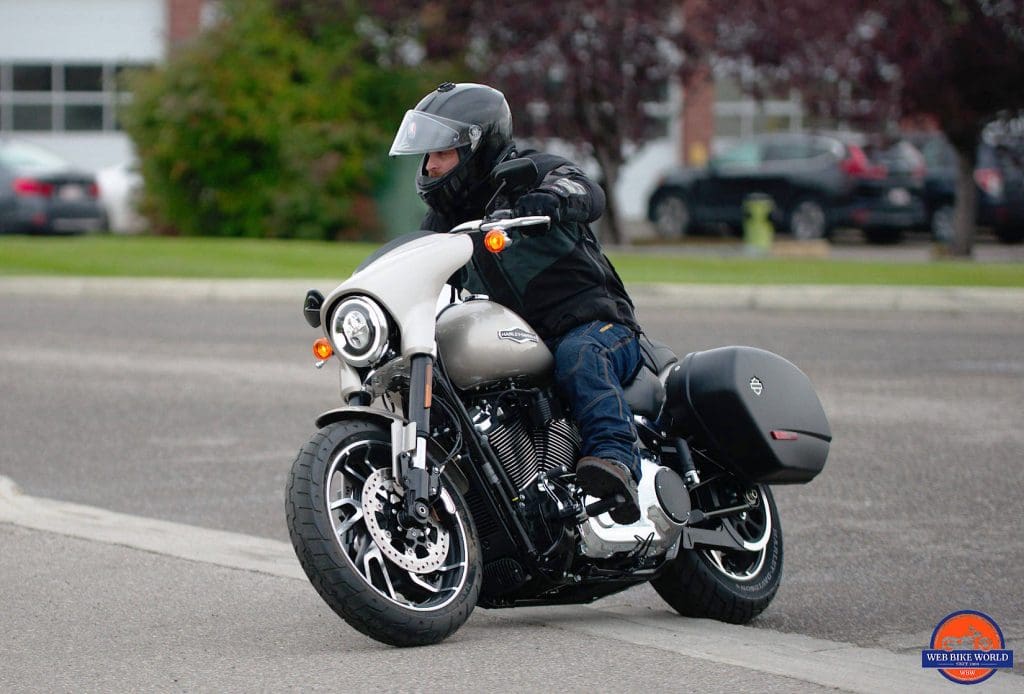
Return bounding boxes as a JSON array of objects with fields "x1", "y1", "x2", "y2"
[{"x1": 436, "y1": 299, "x2": 554, "y2": 390}]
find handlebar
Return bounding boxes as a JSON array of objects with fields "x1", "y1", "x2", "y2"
[{"x1": 449, "y1": 213, "x2": 551, "y2": 234}]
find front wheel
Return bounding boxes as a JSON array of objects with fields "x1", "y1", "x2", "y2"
[
  {"x1": 651, "y1": 483, "x2": 782, "y2": 624},
  {"x1": 286, "y1": 419, "x2": 481, "y2": 647}
]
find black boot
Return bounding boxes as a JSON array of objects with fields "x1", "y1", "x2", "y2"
[{"x1": 576, "y1": 456, "x2": 641, "y2": 524}]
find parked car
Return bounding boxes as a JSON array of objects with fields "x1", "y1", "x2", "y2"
[
  {"x1": 647, "y1": 132, "x2": 927, "y2": 243},
  {"x1": 0, "y1": 139, "x2": 106, "y2": 234},
  {"x1": 906, "y1": 132, "x2": 1024, "y2": 244},
  {"x1": 96, "y1": 160, "x2": 146, "y2": 234}
]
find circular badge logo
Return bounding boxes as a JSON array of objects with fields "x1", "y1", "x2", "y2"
[{"x1": 922, "y1": 611, "x2": 1013, "y2": 684}]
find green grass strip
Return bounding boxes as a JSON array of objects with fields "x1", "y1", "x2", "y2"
[{"x1": 2, "y1": 235, "x2": 1022, "y2": 287}]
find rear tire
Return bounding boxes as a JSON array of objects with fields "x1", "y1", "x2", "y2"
[
  {"x1": 286, "y1": 419, "x2": 481, "y2": 647},
  {"x1": 652, "y1": 484, "x2": 782, "y2": 624},
  {"x1": 787, "y1": 199, "x2": 828, "y2": 240},
  {"x1": 651, "y1": 192, "x2": 690, "y2": 239}
]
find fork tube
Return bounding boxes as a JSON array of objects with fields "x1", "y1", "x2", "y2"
[
  {"x1": 400, "y1": 354, "x2": 434, "y2": 524},
  {"x1": 408, "y1": 354, "x2": 433, "y2": 437}
]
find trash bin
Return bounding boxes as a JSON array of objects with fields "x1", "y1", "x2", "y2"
[{"x1": 743, "y1": 193, "x2": 774, "y2": 255}]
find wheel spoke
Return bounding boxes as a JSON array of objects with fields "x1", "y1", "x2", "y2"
[
  {"x1": 408, "y1": 572, "x2": 444, "y2": 594},
  {"x1": 361, "y1": 544, "x2": 399, "y2": 601},
  {"x1": 330, "y1": 496, "x2": 363, "y2": 537},
  {"x1": 321, "y1": 437, "x2": 470, "y2": 612}
]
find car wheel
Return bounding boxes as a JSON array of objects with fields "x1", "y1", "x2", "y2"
[
  {"x1": 930, "y1": 204, "x2": 955, "y2": 243},
  {"x1": 652, "y1": 192, "x2": 690, "y2": 239},
  {"x1": 787, "y1": 199, "x2": 827, "y2": 240}
]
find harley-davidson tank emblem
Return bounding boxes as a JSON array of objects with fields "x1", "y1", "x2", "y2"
[
  {"x1": 498, "y1": 328, "x2": 539, "y2": 344},
  {"x1": 749, "y1": 377, "x2": 764, "y2": 396}
]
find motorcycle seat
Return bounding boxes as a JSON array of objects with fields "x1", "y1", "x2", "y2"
[{"x1": 623, "y1": 335, "x2": 678, "y2": 419}]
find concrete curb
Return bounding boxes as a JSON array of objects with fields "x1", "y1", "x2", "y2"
[{"x1": 2, "y1": 276, "x2": 1023, "y2": 313}]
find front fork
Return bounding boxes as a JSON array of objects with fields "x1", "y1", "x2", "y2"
[{"x1": 392, "y1": 353, "x2": 441, "y2": 525}]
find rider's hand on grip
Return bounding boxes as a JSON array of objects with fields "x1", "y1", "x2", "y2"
[{"x1": 515, "y1": 191, "x2": 561, "y2": 234}]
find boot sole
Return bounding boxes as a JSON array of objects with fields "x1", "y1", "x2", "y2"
[{"x1": 576, "y1": 464, "x2": 641, "y2": 524}]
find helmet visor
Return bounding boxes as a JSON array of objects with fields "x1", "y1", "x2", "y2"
[{"x1": 389, "y1": 110, "x2": 482, "y2": 156}]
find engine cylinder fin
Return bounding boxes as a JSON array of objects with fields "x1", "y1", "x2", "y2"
[
  {"x1": 535, "y1": 419, "x2": 581, "y2": 473},
  {"x1": 488, "y1": 419, "x2": 539, "y2": 490}
]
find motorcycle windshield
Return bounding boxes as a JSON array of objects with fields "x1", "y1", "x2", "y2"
[{"x1": 389, "y1": 110, "x2": 481, "y2": 156}]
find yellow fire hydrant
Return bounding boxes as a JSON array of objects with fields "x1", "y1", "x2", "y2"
[{"x1": 743, "y1": 193, "x2": 775, "y2": 255}]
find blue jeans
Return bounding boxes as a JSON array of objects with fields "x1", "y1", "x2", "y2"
[{"x1": 550, "y1": 321, "x2": 643, "y2": 481}]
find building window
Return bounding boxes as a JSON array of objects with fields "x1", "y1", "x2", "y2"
[
  {"x1": 0, "y1": 61, "x2": 152, "y2": 133},
  {"x1": 12, "y1": 64, "x2": 52, "y2": 92}
]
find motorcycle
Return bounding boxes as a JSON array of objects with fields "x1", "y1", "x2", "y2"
[{"x1": 285, "y1": 158, "x2": 831, "y2": 647}]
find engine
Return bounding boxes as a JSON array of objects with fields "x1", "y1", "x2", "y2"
[{"x1": 468, "y1": 387, "x2": 580, "y2": 491}]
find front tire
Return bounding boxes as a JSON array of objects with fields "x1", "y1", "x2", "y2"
[
  {"x1": 651, "y1": 483, "x2": 782, "y2": 624},
  {"x1": 286, "y1": 419, "x2": 481, "y2": 647}
]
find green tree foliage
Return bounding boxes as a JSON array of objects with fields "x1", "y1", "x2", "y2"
[{"x1": 122, "y1": 0, "x2": 431, "y2": 239}]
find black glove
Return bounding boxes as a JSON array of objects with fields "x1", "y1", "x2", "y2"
[{"x1": 515, "y1": 191, "x2": 562, "y2": 222}]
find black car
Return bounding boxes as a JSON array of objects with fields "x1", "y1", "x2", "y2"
[
  {"x1": 0, "y1": 139, "x2": 106, "y2": 234},
  {"x1": 908, "y1": 132, "x2": 1024, "y2": 245},
  {"x1": 647, "y1": 132, "x2": 927, "y2": 243}
]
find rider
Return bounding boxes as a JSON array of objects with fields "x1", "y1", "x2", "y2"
[{"x1": 389, "y1": 82, "x2": 644, "y2": 523}]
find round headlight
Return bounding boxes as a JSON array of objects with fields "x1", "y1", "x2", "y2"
[{"x1": 329, "y1": 296, "x2": 390, "y2": 367}]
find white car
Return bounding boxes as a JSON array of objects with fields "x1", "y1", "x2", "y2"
[{"x1": 96, "y1": 161, "x2": 145, "y2": 234}]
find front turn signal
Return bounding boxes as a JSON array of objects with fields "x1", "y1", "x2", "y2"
[
  {"x1": 313, "y1": 337, "x2": 334, "y2": 361},
  {"x1": 483, "y1": 229, "x2": 509, "y2": 254}
]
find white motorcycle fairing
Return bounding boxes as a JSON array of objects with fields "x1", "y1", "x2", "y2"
[{"x1": 320, "y1": 231, "x2": 475, "y2": 359}]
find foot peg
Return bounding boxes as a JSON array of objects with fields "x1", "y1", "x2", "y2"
[{"x1": 585, "y1": 494, "x2": 626, "y2": 518}]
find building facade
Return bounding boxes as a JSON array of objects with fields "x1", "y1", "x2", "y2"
[{"x1": 0, "y1": 0, "x2": 208, "y2": 171}]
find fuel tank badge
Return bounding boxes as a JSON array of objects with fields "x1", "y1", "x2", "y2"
[{"x1": 498, "y1": 328, "x2": 539, "y2": 344}]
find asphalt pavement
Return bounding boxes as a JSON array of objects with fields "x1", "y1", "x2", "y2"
[
  {"x1": 1, "y1": 267, "x2": 1022, "y2": 693},
  {"x1": 4, "y1": 476, "x2": 1016, "y2": 694}
]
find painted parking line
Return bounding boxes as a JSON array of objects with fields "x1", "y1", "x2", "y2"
[{"x1": 0, "y1": 475, "x2": 1018, "y2": 693}]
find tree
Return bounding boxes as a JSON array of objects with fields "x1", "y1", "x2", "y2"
[
  {"x1": 703, "y1": 0, "x2": 1024, "y2": 256},
  {"x1": 123, "y1": 0, "x2": 433, "y2": 239},
  {"x1": 361, "y1": 1, "x2": 704, "y2": 244}
]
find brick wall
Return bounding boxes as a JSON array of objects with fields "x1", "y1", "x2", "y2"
[
  {"x1": 167, "y1": 0, "x2": 204, "y2": 51},
  {"x1": 682, "y1": 67, "x2": 715, "y2": 166}
]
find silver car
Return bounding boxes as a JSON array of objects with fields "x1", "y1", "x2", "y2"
[{"x1": 0, "y1": 139, "x2": 106, "y2": 234}]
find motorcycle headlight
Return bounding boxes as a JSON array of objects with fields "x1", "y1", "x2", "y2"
[{"x1": 329, "y1": 296, "x2": 390, "y2": 367}]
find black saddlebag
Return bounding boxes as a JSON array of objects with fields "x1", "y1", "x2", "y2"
[{"x1": 664, "y1": 346, "x2": 831, "y2": 484}]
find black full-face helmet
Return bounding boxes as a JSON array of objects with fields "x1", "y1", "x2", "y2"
[{"x1": 389, "y1": 82, "x2": 514, "y2": 217}]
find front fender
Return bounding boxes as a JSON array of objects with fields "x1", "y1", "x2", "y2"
[{"x1": 315, "y1": 405, "x2": 407, "y2": 430}]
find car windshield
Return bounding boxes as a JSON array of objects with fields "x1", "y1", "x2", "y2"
[{"x1": 0, "y1": 141, "x2": 69, "y2": 173}]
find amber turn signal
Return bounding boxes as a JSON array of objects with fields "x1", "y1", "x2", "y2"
[
  {"x1": 313, "y1": 337, "x2": 334, "y2": 361},
  {"x1": 483, "y1": 229, "x2": 508, "y2": 253}
]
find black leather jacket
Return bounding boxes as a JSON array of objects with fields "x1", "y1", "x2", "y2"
[{"x1": 421, "y1": 150, "x2": 638, "y2": 341}]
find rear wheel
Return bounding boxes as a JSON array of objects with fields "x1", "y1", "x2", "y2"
[
  {"x1": 788, "y1": 199, "x2": 828, "y2": 240},
  {"x1": 286, "y1": 419, "x2": 481, "y2": 647},
  {"x1": 652, "y1": 482, "x2": 782, "y2": 624},
  {"x1": 651, "y1": 192, "x2": 690, "y2": 239}
]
